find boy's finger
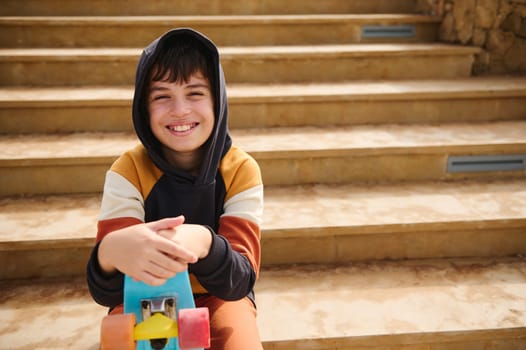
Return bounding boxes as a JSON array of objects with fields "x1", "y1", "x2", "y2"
[
  {"x1": 157, "y1": 229, "x2": 176, "y2": 240},
  {"x1": 147, "y1": 216, "x2": 185, "y2": 231},
  {"x1": 139, "y1": 272, "x2": 168, "y2": 287},
  {"x1": 157, "y1": 238, "x2": 198, "y2": 264},
  {"x1": 150, "y1": 252, "x2": 189, "y2": 276}
]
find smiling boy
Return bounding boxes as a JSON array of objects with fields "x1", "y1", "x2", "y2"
[
  {"x1": 86, "y1": 28, "x2": 264, "y2": 349},
  {"x1": 148, "y1": 72, "x2": 214, "y2": 173}
]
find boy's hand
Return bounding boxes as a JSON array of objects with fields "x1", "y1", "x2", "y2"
[
  {"x1": 157, "y1": 222, "x2": 212, "y2": 260},
  {"x1": 98, "y1": 216, "x2": 198, "y2": 286}
]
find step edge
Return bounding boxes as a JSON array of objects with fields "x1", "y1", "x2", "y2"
[
  {"x1": 0, "y1": 44, "x2": 482, "y2": 61},
  {"x1": 249, "y1": 143, "x2": 526, "y2": 160},
  {"x1": 2, "y1": 124, "x2": 525, "y2": 162},
  {"x1": 3, "y1": 218, "x2": 526, "y2": 249},
  {"x1": 2, "y1": 143, "x2": 525, "y2": 165},
  {"x1": 3, "y1": 80, "x2": 526, "y2": 106},
  {"x1": 261, "y1": 327, "x2": 526, "y2": 348},
  {"x1": 0, "y1": 14, "x2": 443, "y2": 26},
  {"x1": 263, "y1": 218, "x2": 526, "y2": 238}
]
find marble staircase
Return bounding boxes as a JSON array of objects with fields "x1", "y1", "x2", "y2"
[{"x1": 1, "y1": 0, "x2": 526, "y2": 349}]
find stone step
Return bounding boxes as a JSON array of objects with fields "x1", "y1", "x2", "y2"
[
  {"x1": 1, "y1": 258, "x2": 525, "y2": 349},
  {"x1": 0, "y1": 14, "x2": 439, "y2": 48},
  {"x1": 0, "y1": 121, "x2": 524, "y2": 196},
  {"x1": 0, "y1": 0, "x2": 422, "y2": 16},
  {"x1": 1, "y1": 179, "x2": 525, "y2": 279},
  {"x1": 1, "y1": 77, "x2": 526, "y2": 134},
  {"x1": 0, "y1": 44, "x2": 480, "y2": 86}
]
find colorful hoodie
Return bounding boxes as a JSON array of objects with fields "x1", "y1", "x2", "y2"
[{"x1": 86, "y1": 28, "x2": 263, "y2": 308}]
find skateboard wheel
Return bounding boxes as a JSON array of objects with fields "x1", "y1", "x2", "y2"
[
  {"x1": 100, "y1": 313, "x2": 136, "y2": 350},
  {"x1": 178, "y1": 307, "x2": 210, "y2": 349}
]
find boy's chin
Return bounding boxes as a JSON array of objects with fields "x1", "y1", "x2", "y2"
[{"x1": 161, "y1": 145, "x2": 206, "y2": 170}]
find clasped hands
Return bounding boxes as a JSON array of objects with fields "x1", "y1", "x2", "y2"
[{"x1": 98, "y1": 216, "x2": 212, "y2": 286}]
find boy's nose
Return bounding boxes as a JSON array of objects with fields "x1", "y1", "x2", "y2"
[{"x1": 170, "y1": 101, "x2": 191, "y2": 118}]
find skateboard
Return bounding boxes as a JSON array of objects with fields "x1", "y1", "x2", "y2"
[{"x1": 100, "y1": 270, "x2": 210, "y2": 350}]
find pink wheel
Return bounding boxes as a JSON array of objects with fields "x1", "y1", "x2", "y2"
[
  {"x1": 100, "y1": 313, "x2": 136, "y2": 350},
  {"x1": 178, "y1": 307, "x2": 210, "y2": 349}
]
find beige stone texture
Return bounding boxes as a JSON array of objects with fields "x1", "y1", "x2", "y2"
[
  {"x1": 502, "y1": 11, "x2": 523, "y2": 33},
  {"x1": 472, "y1": 27, "x2": 487, "y2": 46},
  {"x1": 475, "y1": 0, "x2": 497, "y2": 28},
  {"x1": 505, "y1": 39, "x2": 526, "y2": 70},
  {"x1": 453, "y1": 0, "x2": 476, "y2": 44},
  {"x1": 440, "y1": 0, "x2": 526, "y2": 74},
  {"x1": 439, "y1": 11, "x2": 458, "y2": 41},
  {"x1": 486, "y1": 28, "x2": 516, "y2": 53}
]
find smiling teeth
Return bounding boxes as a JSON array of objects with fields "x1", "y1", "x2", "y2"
[{"x1": 169, "y1": 124, "x2": 193, "y2": 132}]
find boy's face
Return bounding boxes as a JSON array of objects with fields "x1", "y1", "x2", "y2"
[{"x1": 148, "y1": 71, "x2": 214, "y2": 169}]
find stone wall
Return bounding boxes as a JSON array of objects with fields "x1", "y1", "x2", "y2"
[{"x1": 417, "y1": 0, "x2": 526, "y2": 75}]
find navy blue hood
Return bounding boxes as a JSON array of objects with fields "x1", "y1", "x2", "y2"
[{"x1": 132, "y1": 28, "x2": 232, "y2": 186}]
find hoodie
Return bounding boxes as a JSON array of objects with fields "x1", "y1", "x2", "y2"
[{"x1": 86, "y1": 28, "x2": 263, "y2": 307}]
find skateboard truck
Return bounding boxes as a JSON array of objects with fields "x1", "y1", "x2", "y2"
[
  {"x1": 141, "y1": 297, "x2": 177, "y2": 322},
  {"x1": 136, "y1": 297, "x2": 179, "y2": 350}
]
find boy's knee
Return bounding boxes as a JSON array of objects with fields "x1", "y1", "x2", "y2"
[{"x1": 198, "y1": 296, "x2": 262, "y2": 350}]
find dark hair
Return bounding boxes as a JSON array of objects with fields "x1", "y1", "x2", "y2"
[{"x1": 148, "y1": 36, "x2": 215, "y2": 89}]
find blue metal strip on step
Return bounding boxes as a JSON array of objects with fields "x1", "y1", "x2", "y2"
[
  {"x1": 447, "y1": 154, "x2": 526, "y2": 173},
  {"x1": 362, "y1": 25, "x2": 416, "y2": 38}
]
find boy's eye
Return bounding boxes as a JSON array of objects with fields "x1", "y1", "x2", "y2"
[
  {"x1": 188, "y1": 90, "x2": 205, "y2": 97},
  {"x1": 152, "y1": 94, "x2": 169, "y2": 101}
]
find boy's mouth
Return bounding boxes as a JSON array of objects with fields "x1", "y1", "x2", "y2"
[{"x1": 167, "y1": 123, "x2": 198, "y2": 133}]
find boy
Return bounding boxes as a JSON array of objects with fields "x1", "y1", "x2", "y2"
[{"x1": 86, "y1": 28, "x2": 264, "y2": 349}]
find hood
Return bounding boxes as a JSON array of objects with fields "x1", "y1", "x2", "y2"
[{"x1": 132, "y1": 28, "x2": 232, "y2": 186}]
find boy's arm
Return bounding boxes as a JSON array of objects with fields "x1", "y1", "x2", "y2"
[
  {"x1": 190, "y1": 217, "x2": 260, "y2": 300},
  {"x1": 86, "y1": 216, "x2": 144, "y2": 308},
  {"x1": 190, "y1": 154, "x2": 263, "y2": 301},
  {"x1": 86, "y1": 241, "x2": 126, "y2": 308},
  {"x1": 86, "y1": 168, "x2": 146, "y2": 308}
]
